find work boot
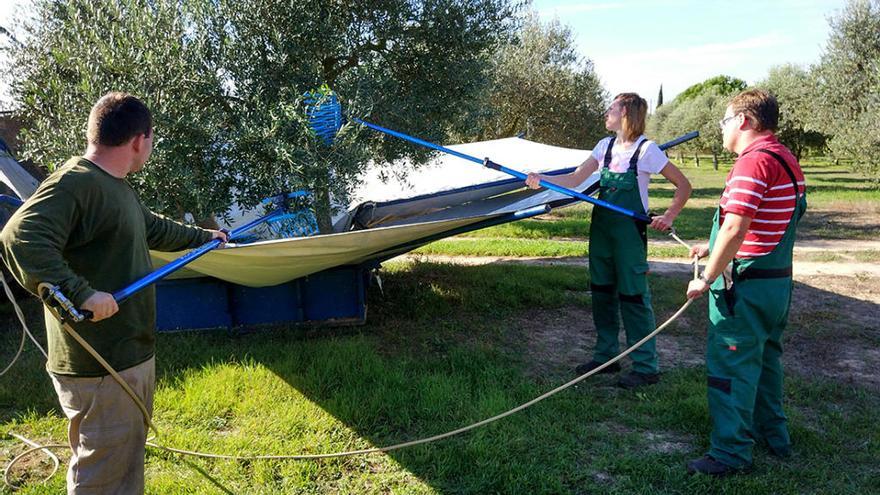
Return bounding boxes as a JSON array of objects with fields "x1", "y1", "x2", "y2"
[
  {"x1": 686, "y1": 455, "x2": 745, "y2": 477},
  {"x1": 769, "y1": 444, "x2": 792, "y2": 458},
  {"x1": 616, "y1": 371, "x2": 660, "y2": 389},
  {"x1": 574, "y1": 360, "x2": 621, "y2": 376},
  {"x1": 760, "y1": 439, "x2": 792, "y2": 459}
]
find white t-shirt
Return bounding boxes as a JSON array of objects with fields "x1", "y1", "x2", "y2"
[{"x1": 590, "y1": 135, "x2": 669, "y2": 212}]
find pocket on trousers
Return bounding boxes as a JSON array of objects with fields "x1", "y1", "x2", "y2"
[
  {"x1": 632, "y1": 262, "x2": 649, "y2": 275},
  {"x1": 620, "y1": 262, "x2": 650, "y2": 297},
  {"x1": 711, "y1": 314, "x2": 757, "y2": 351}
]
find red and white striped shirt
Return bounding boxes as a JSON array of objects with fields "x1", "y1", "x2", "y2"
[{"x1": 719, "y1": 135, "x2": 806, "y2": 258}]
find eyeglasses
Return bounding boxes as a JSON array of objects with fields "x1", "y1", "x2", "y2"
[{"x1": 718, "y1": 114, "x2": 739, "y2": 130}]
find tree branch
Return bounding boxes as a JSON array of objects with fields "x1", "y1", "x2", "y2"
[{"x1": 322, "y1": 38, "x2": 387, "y2": 84}]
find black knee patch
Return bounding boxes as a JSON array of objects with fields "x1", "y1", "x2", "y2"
[
  {"x1": 590, "y1": 283, "x2": 615, "y2": 294},
  {"x1": 618, "y1": 292, "x2": 644, "y2": 305},
  {"x1": 708, "y1": 376, "x2": 732, "y2": 395}
]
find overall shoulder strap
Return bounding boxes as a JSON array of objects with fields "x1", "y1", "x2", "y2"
[
  {"x1": 756, "y1": 149, "x2": 800, "y2": 197},
  {"x1": 602, "y1": 137, "x2": 616, "y2": 169},
  {"x1": 628, "y1": 138, "x2": 649, "y2": 172}
]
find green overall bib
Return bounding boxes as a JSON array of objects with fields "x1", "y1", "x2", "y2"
[
  {"x1": 705, "y1": 149, "x2": 806, "y2": 468},
  {"x1": 589, "y1": 137, "x2": 658, "y2": 374}
]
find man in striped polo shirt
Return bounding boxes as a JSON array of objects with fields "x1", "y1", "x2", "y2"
[{"x1": 684, "y1": 89, "x2": 807, "y2": 476}]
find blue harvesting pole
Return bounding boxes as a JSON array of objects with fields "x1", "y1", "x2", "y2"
[
  {"x1": 43, "y1": 192, "x2": 303, "y2": 322},
  {"x1": 0, "y1": 194, "x2": 24, "y2": 207},
  {"x1": 353, "y1": 119, "x2": 698, "y2": 223},
  {"x1": 658, "y1": 131, "x2": 699, "y2": 150},
  {"x1": 110, "y1": 208, "x2": 285, "y2": 303}
]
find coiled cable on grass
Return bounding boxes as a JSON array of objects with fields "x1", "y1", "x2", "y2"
[
  {"x1": 4, "y1": 230, "x2": 701, "y2": 483},
  {"x1": 0, "y1": 270, "x2": 48, "y2": 377}
]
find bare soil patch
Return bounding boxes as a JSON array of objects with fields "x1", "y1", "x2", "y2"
[
  {"x1": 0, "y1": 438, "x2": 68, "y2": 489},
  {"x1": 510, "y1": 272, "x2": 880, "y2": 391},
  {"x1": 798, "y1": 204, "x2": 880, "y2": 241}
]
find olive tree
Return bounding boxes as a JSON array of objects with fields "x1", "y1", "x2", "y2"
[
  {"x1": 5, "y1": 0, "x2": 233, "y2": 221},
  {"x1": 759, "y1": 64, "x2": 827, "y2": 160},
  {"x1": 648, "y1": 76, "x2": 740, "y2": 169},
  {"x1": 5, "y1": 0, "x2": 522, "y2": 228},
  {"x1": 472, "y1": 13, "x2": 607, "y2": 148},
  {"x1": 812, "y1": 0, "x2": 880, "y2": 179}
]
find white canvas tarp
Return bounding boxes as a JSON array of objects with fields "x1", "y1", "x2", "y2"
[
  {"x1": 152, "y1": 137, "x2": 596, "y2": 287},
  {"x1": 151, "y1": 215, "x2": 488, "y2": 286},
  {"x1": 0, "y1": 149, "x2": 40, "y2": 200}
]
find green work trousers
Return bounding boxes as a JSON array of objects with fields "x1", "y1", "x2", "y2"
[
  {"x1": 706, "y1": 276, "x2": 793, "y2": 468},
  {"x1": 589, "y1": 209, "x2": 658, "y2": 374}
]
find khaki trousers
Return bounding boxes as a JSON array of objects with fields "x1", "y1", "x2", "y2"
[{"x1": 50, "y1": 356, "x2": 155, "y2": 495}]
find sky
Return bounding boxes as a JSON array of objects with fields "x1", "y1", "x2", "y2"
[
  {"x1": 532, "y1": 0, "x2": 845, "y2": 107},
  {"x1": 0, "y1": 0, "x2": 847, "y2": 109}
]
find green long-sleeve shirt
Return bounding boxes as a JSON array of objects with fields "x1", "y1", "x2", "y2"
[{"x1": 0, "y1": 157, "x2": 212, "y2": 376}]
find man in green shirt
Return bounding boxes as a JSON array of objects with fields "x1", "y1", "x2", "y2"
[{"x1": 1, "y1": 92, "x2": 227, "y2": 494}]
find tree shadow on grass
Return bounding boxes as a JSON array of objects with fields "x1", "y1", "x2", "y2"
[
  {"x1": 0, "y1": 299, "x2": 58, "y2": 421},
  {"x1": 807, "y1": 177, "x2": 879, "y2": 186},
  {"x1": 153, "y1": 264, "x2": 879, "y2": 493},
  {"x1": 797, "y1": 210, "x2": 880, "y2": 240},
  {"x1": 2, "y1": 262, "x2": 878, "y2": 493}
]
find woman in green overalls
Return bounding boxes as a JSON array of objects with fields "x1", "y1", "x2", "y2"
[{"x1": 526, "y1": 93, "x2": 692, "y2": 388}]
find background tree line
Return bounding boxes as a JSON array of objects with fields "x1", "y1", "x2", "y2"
[
  {"x1": 0, "y1": 0, "x2": 607, "y2": 227},
  {"x1": 0, "y1": 0, "x2": 876, "y2": 229},
  {"x1": 649, "y1": 0, "x2": 879, "y2": 182}
]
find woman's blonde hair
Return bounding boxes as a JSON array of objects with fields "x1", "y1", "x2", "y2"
[{"x1": 614, "y1": 93, "x2": 647, "y2": 142}]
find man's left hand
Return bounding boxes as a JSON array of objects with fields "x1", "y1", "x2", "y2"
[
  {"x1": 686, "y1": 278, "x2": 710, "y2": 299},
  {"x1": 650, "y1": 213, "x2": 674, "y2": 232}
]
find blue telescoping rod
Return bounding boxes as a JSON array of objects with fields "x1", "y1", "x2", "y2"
[
  {"x1": 354, "y1": 119, "x2": 697, "y2": 223},
  {"x1": 110, "y1": 208, "x2": 285, "y2": 303},
  {"x1": 0, "y1": 194, "x2": 24, "y2": 207},
  {"x1": 43, "y1": 193, "x2": 303, "y2": 322}
]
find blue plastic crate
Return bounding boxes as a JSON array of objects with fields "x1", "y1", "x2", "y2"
[
  {"x1": 155, "y1": 265, "x2": 369, "y2": 331},
  {"x1": 155, "y1": 277, "x2": 231, "y2": 331},
  {"x1": 229, "y1": 281, "x2": 304, "y2": 327},
  {"x1": 302, "y1": 266, "x2": 367, "y2": 322}
]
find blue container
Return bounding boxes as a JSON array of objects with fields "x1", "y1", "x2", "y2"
[
  {"x1": 155, "y1": 265, "x2": 369, "y2": 331},
  {"x1": 229, "y1": 280, "x2": 304, "y2": 327},
  {"x1": 155, "y1": 277, "x2": 231, "y2": 331},
  {"x1": 302, "y1": 266, "x2": 367, "y2": 323}
]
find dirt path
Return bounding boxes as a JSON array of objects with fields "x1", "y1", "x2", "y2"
[
  {"x1": 652, "y1": 238, "x2": 880, "y2": 252},
  {"x1": 395, "y1": 251, "x2": 880, "y2": 391},
  {"x1": 396, "y1": 253, "x2": 880, "y2": 277}
]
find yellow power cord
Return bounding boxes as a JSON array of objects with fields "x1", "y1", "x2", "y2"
[{"x1": 4, "y1": 231, "x2": 699, "y2": 489}]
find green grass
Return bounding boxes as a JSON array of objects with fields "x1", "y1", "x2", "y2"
[
  {"x1": 424, "y1": 157, "x2": 880, "y2": 257},
  {"x1": 1, "y1": 158, "x2": 876, "y2": 493},
  {"x1": 413, "y1": 237, "x2": 690, "y2": 258},
  {"x1": 1, "y1": 262, "x2": 877, "y2": 494},
  {"x1": 795, "y1": 250, "x2": 880, "y2": 263}
]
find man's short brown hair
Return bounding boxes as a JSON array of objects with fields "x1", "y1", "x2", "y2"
[
  {"x1": 86, "y1": 92, "x2": 152, "y2": 146},
  {"x1": 729, "y1": 88, "x2": 778, "y2": 133}
]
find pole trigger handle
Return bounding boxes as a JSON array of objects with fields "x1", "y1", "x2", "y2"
[{"x1": 38, "y1": 284, "x2": 91, "y2": 323}]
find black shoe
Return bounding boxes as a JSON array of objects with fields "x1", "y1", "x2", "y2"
[
  {"x1": 767, "y1": 443, "x2": 792, "y2": 459},
  {"x1": 686, "y1": 455, "x2": 744, "y2": 477},
  {"x1": 574, "y1": 360, "x2": 621, "y2": 376},
  {"x1": 755, "y1": 435, "x2": 792, "y2": 458},
  {"x1": 616, "y1": 371, "x2": 660, "y2": 389}
]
